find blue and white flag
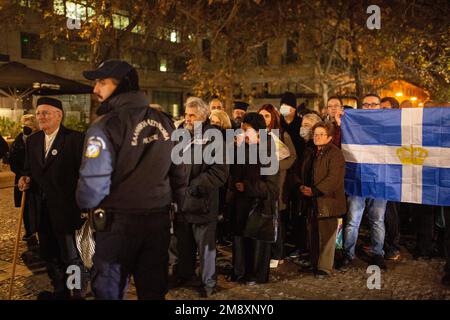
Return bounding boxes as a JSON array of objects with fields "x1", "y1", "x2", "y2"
[{"x1": 341, "y1": 108, "x2": 450, "y2": 206}]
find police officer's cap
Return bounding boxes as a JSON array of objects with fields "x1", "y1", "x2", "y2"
[
  {"x1": 233, "y1": 101, "x2": 249, "y2": 111},
  {"x1": 83, "y1": 59, "x2": 135, "y2": 81}
]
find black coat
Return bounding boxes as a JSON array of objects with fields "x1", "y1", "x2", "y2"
[
  {"x1": 24, "y1": 125, "x2": 85, "y2": 233},
  {"x1": 281, "y1": 115, "x2": 305, "y2": 159},
  {"x1": 229, "y1": 142, "x2": 279, "y2": 236},
  {"x1": 290, "y1": 139, "x2": 315, "y2": 214},
  {"x1": 9, "y1": 133, "x2": 31, "y2": 208},
  {"x1": 177, "y1": 123, "x2": 229, "y2": 224},
  {"x1": 0, "y1": 135, "x2": 8, "y2": 159}
]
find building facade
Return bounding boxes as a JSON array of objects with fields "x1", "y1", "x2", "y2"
[{"x1": 0, "y1": 0, "x2": 191, "y2": 125}]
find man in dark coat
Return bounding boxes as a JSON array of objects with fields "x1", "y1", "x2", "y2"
[
  {"x1": 174, "y1": 97, "x2": 229, "y2": 298},
  {"x1": 18, "y1": 97, "x2": 86, "y2": 300},
  {"x1": 9, "y1": 114, "x2": 39, "y2": 241},
  {"x1": 279, "y1": 92, "x2": 304, "y2": 159},
  {"x1": 0, "y1": 134, "x2": 8, "y2": 160}
]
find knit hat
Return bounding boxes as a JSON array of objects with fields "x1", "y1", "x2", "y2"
[{"x1": 280, "y1": 91, "x2": 297, "y2": 109}]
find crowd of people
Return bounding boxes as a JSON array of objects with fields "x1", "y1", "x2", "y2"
[{"x1": 1, "y1": 59, "x2": 449, "y2": 300}]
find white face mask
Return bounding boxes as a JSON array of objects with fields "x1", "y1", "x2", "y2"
[
  {"x1": 300, "y1": 127, "x2": 311, "y2": 140},
  {"x1": 280, "y1": 104, "x2": 292, "y2": 117}
]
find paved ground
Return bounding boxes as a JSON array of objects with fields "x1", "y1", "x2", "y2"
[{"x1": 1, "y1": 167, "x2": 449, "y2": 300}]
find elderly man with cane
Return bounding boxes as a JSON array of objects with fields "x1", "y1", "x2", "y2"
[{"x1": 18, "y1": 97, "x2": 88, "y2": 300}]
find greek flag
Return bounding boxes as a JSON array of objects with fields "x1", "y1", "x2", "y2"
[{"x1": 341, "y1": 108, "x2": 450, "y2": 206}]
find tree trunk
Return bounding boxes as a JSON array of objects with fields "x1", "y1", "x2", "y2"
[
  {"x1": 349, "y1": 3, "x2": 363, "y2": 107},
  {"x1": 321, "y1": 81, "x2": 329, "y2": 109}
]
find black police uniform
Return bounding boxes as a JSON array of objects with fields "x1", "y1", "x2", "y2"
[{"x1": 77, "y1": 89, "x2": 187, "y2": 299}]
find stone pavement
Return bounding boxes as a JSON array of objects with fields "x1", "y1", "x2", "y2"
[{"x1": 1, "y1": 168, "x2": 450, "y2": 300}]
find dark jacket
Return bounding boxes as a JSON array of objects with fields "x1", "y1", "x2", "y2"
[
  {"x1": 9, "y1": 133, "x2": 27, "y2": 207},
  {"x1": 177, "y1": 122, "x2": 229, "y2": 224},
  {"x1": 229, "y1": 141, "x2": 279, "y2": 235},
  {"x1": 24, "y1": 125, "x2": 85, "y2": 233},
  {"x1": 311, "y1": 142, "x2": 346, "y2": 218},
  {"x1": 332, "y1": 122, "x2": 341, "y2": 149},
  {"x1": 278, "y1": 131, "x2": 297, "y2": 210},
  {"x1": 281, "y1": 115, "x2": 304, "y2": 159},
  {"x1": 0, "y1": 135, "x2": 8, "y2": 159},
  {"x1": 293, "y1": 140, "x2": 346, "y2": 218},
  {"x1": 77, "y1": 91, "x2": 187, "y2": 213},
  {"x1": 291, "y1": 139, "x2": 316, "y2": 214}
]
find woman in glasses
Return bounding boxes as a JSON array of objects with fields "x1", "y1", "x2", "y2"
[{"x1": 297, "y1": 121, "x2": 346, "y2": 278}]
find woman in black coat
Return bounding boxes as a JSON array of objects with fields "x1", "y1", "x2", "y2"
[{"x1": 228, "y1": 113, "x2": 279, "y2": 284}]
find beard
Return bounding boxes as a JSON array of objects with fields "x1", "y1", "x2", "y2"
[{"x1": 184, "y1": 121, "x2": 194, "y2": 132}]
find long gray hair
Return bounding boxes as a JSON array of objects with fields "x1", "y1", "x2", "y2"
[{"x1": 185, "y1": 97, "x2": 210, "y2": 122}]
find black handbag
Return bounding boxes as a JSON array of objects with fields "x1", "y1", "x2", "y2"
[
  {"x1": 180, "y1": 185, "x2": 210, "y2": 214},
  {"x1": 243, "y1": 199, "x2": 278, "y2": 243}
]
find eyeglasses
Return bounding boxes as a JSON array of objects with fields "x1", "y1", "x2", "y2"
[
  {"x1": 313, "y1": 133, "x2": 328, "y2": 137},
  {"x1": 362, "y1": 103, "x2": 380, "y2": 108},
  {"x1": 36, "y1": 111, "x2": 56, "y2": 117},
  {"x1": 327, "y1": 105, "x2": 342, "y2": 109}
]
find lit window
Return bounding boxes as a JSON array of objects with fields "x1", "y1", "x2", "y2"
[
  {"x1": 54, "y1": 1, "x2": 94, "y2": 21},
  {"x1": 66, "y1": 1, "x2": 88, "y2": 20},
  {"x1": 18, "y1": 0, "x2": 38, "y2": 8},
  {"x1": 53, "y1": 0, "x2": 65, "y2": 15},
  {"x1": 172, "y1": 104, "x2": 179, "y2": 117},
  {"x1": 132, "y1": 25, "x2": 145, "y2": 35},
  {"x1": 170, "y1": 31, "x2": 180, "y2": 43},
  {"x1": 87, "y1": 7, "x2": 95, "y2": 19},
  {"x1": 160, "y1": 58, "x2": 167, "y2": 72},
  {"x1": 112, "y1": 13, "x2": 130, "y2": 30}
]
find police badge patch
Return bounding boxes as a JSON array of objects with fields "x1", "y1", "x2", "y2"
[{"x1": 85, "y1": 136, "x2": 106, "y2": 158}]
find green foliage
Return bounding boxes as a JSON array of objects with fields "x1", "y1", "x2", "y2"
[
  {"x1": 64, "y1": 116, "x2": 89, "y2": 133},
  {"x1": 0, "y1": 117, "x2": 22, "y2": 139}
]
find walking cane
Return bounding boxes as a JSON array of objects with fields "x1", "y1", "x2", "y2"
[{"x1": 8, "y1": 190, "x2": 26, "y2": 300}]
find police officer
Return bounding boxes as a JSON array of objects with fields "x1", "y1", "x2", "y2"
[{"x1": 76, "y1": 60, "x2": 187, "y2": 300}]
